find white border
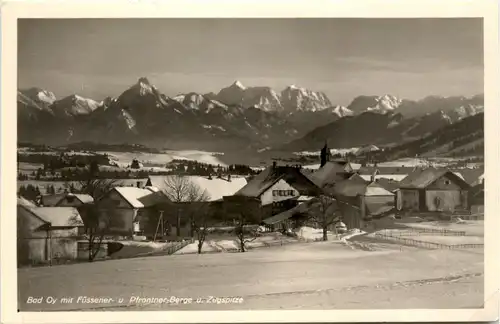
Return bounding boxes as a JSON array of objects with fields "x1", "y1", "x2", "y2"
[{"x1": 1, "y1": 0, "x2": 499, "y2": 323}]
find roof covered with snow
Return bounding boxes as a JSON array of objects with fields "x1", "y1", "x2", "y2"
[
  {"x1": 399, "y1": 168, "x2": 471, "y2": 189},
  {"x1": 23, "y1": 207, "x2": 84, "y2": 227},
  {"x1": 17, "y1": 196, "x2": 37, "y2": 207},
  {"x1": 374, "y1": 178, "x2": 401, "y2": 192},
  {"x1": 58, "y1": 193, "x2": 94, "y2": 205},
  {"x1": 147, "y1": 175, "x2": 247, "y2": 202},
  {"x1": 235, "y1": 166, "x2": 321, "y2": 198},
  {"x1": 309, "y1": 161, "x2": 356, "y2": 187},
  {"x1": 453, "y1": 168, "x2": 484, "y2": 186},
  {"x1": 327, "y1": 174, "x2": 394, "y2": 198},
  {"x1": 137, "y1": 190, "x2": 172, "y2": 207},
  {"x1": 113, "y1": 187, "x2": 157, "y2": 208},
  {"x1": 40, "y1": 193, "x2": 67, "y2": 207},
  {"x1": 364, "y1": 182, "x2": 395, "y2": 196}
]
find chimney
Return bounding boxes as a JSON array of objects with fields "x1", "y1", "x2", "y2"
[
  {"x1": 136, "y1": 181, "x2": 141, "y2": 188},
  {"x1": 272, "y1": 161, "x2": 277, "y2": 169},
  {"x1": 228, "y1": 174, "x2": 231, "y2": 182}
]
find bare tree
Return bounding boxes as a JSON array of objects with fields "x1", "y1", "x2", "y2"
[
  {"x1": 189, "y1": 204, "x2": 214, "y2": 254},
  {"x1": 161, "y1": 175, "x2": 210, "y2": 240},
  {"x1": 234, "y1": 210, "x2": 259, "y2": 252},
  {"x1": 162, "y1": 175, "x2": 209, "y2": 202},
  {"x1": 306, "y1": 195, "x2": 341, "y2": 241},
  {"x1": 73, "y1": 202, "x2": 121, "y2": 262},
  {"x1": 68, "y1": 163, "x2": 118, "y2": 261},
  {"x1": 77, "y1": 178, "x2": 118, "y2": 201}
]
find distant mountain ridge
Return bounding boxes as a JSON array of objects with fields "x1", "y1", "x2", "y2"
[
  {"x1": 371, "y1": 113, "x2": 484, "y2": 159},
  {"x1": 173, "y1": 80, "x2": 338, "y2": 114},
  {"x1": 17, "y1": 77, "x2": 484, "y2": 154},
  {"x1": 346, "y1": 94, "x2": 483, "y2": 118},
  {"x1": 279, "y1": 105, "x2": 483, "y2": 152}
]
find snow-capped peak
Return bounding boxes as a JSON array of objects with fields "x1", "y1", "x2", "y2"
[
  {"x1": 36, "y1": 90, "x2": 57, "y2": 105},
  {"x1": 365, "y1": 94, "x2": 402, "y2": 114},
  {"x1": 331, "y1": 105, "x2": 354, "y2": 117},
  {"x1": 49, "y1": 93, "x2": 101, "y2": 117},
  {"x1": 281, "y1": 86, "x2": 332, "y2": 112},
  {"x1": 232, "y1": 80, "x2": 246, "y2": 90},
  {"x1": 135, "y1": 77, "x2": 154, "y2": 96},
  {"x1": 172, "y1": 94, "x2": 186, "y2": 102},
  {"x1": 20, "y1": 87, "x2": 57, "y2": 105}
]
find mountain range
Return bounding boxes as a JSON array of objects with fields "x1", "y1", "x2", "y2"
[{"x1": 17, "y1": 77, "x2": 484, "y2": 156}]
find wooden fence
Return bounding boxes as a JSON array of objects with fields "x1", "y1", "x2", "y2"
[
  {"x1": 374, "y1": 233, "x2": 483, "y2": 250},
  {"x1": 388, "y1": 227, "x2": 466, "y2": 236}
]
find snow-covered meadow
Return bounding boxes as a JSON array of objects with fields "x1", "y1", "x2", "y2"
[{"x1": 102, "y1": 149, "x2": 228, "y2": 168}]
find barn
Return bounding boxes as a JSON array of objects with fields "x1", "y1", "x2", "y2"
[
  {"x1": 17, "y1": 197, "x2": 84, "y2": 266},
  {"x1": 396, "y1": 168, "x2": 471, "y2": 213}
]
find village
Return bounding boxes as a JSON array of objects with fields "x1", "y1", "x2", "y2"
[{"x1": 16, "y1": 142, "x2": 485, "y2": 311}]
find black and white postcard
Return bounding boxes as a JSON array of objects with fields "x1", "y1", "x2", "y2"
[{"x1": 1, "y1": 0, "x2": 499, "y2": 323}]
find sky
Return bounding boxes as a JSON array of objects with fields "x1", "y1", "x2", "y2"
[{"x1": 18, "y1": 18, "x2": 483, "y2": 105}]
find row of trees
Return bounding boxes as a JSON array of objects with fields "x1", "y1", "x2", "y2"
[
  {"x1": 18, "y1": 152, "x2": 111, "y2": 171},
  {"x1": 167, "y1": 160, "x2": 257, "y2": 176}
]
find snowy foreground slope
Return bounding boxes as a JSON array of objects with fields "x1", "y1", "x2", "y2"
[{"x1": 18, "y1": 240, "x2": 483, "y2": 311}]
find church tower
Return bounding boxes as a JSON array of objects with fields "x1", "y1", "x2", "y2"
[{"x1": 320, "y1": 141, "x2": 331, "y2": 168}]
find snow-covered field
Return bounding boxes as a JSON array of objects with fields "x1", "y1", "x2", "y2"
[
  {"x1": 102, "y1": 150, "x2": 228, "y2": 168},
  {"x1": 18, "y1": 241, "x2": 484, "y2": 311},
  {"x1": 375, "y1": 157, "x2": 482, "y2": 168},
  {"x1": 400, "y1": 221, "x2": 484, "y2": 237},
  {"x1": 18, "y1": 162, "x2": 45, "y2": 175},
  {"x1": 373, "y1": 229, "x2": 484, "y2": 245},
  {"x1": 175, "y1": 233, "x2": 300, "y2": 254}
]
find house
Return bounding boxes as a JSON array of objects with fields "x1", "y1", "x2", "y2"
[
  {"x1": 396, "y1": 168, "x2": 471, "y2": 213},
  {"x1": 228, "y1": 163, "x2": 322, "y2": 222},
  {"x1": 469, "y1": 183, "x2": 484, "y2": 216},
  {"x1": 56, "y1": 193, "x2": 94, "y2": 207},
  {"x1": 328, "y1": 174, "x2": 396, "y2": 225},
  {"x1": 17, "y1": 197, "x2": 84, "y2": 266},
  {"x1": 96, "y1": 186, "x2": 169, "y2": 236}
]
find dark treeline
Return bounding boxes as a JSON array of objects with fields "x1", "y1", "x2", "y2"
[
  {"x1": 18, "y1": 157, "x2": 258, "y2": 182},
  {"x1": 168, "y1": 160, "x2": 258, "y2": 176},
  {"x1": 18, "y1": 184, "x2": 42, "y2": 201},
  {"x1": 18, "y1": 152, "x2": 111, "y2": 169}
]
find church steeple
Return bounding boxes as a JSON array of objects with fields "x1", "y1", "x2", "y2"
[{"x1": 320, "y1": 140, "x2": 330, "y2": 168}]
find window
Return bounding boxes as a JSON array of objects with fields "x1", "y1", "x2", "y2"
[
  {"x1": 444, "y1": 180, "x2": 451, "y2": 185},
  {"x1": 272, "y1": 190, "x2": 278, "y2": 197}
]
